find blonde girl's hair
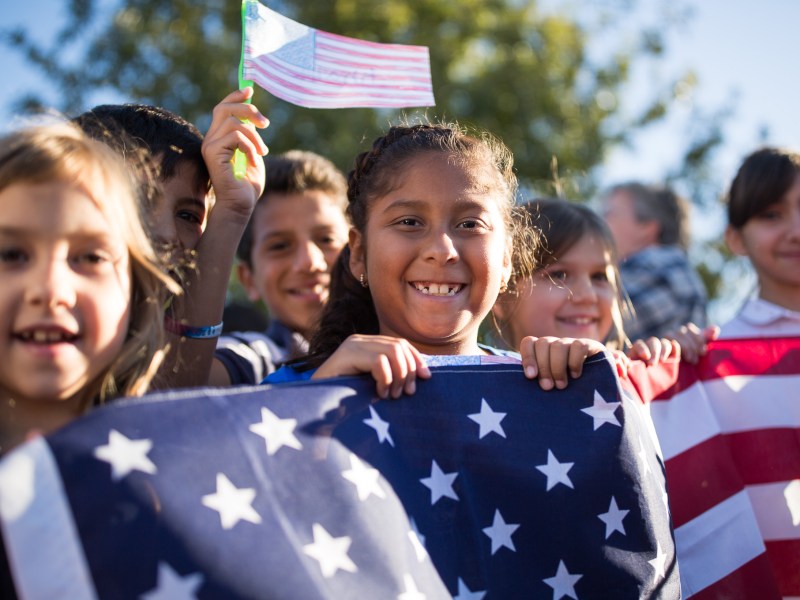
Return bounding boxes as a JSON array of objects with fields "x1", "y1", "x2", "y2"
[
  {"x1": 296, "y1": 121, "x2": 537, "y2": 369},
  {"x1": 0, "y1": 121, "x2": 181, "y2": 411},
  {"x1": 495, "y1": 198, "x2": 632, "y2": 350}
]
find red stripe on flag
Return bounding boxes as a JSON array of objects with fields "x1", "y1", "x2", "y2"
[
  {"x1": 727, "y1": 428, "x2": 800, "y2": 485},
  {"x1": 666, "y1": 435, "x2": 743, "y2": 527},
  {"x1": 318, "y1": 29, "x2": 431, "y2": 54},
  {"x1": 255, "y1": 56, "x2": 432, "y2": 93},
  {"x1": 766, "y1": 539, "x2": 800, "y2": 597},
  {"x1": 695, "y1": 337, "x2": 800, "y2": 382},
  {"x1": 317, "y1": 36, "x2": 430, "y2": 64}
]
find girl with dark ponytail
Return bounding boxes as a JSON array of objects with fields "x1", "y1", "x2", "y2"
[{"x1": 266, "y1": 121, "x2": 605, "y2": 397}]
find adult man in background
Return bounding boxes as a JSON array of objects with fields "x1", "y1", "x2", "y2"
[{"x1": 602, "y1": 182, "x2": 707, "y2": 341}]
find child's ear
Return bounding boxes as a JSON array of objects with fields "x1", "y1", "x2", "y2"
[
  {"x1": 724, "y1": 225, "x2": 747, "y2": 256},
  {"x1": 501, "y1": 245, "x2": 513, "y2": 293},
  {"x1": 348, "y1": 228, "x2": 366, "y2": 281},
  {"x1": 236, "y1": 262, "x2": 261, "y2": 303}
]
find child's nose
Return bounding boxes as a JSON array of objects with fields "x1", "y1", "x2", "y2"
[
  {"x1": 24, "y1": 260, "x2": 76, "y2": 309},
  {"x1": 423, "y1": 231, "x2": 459, "y2": 264},
  {"x1": 789, "y1": 209, "x2": 800, "y2": 239},
  {"x1": 569, "y1": 277, "x2": 597, "y2": 303},
  {"x1": 294, "y1": 241, "x2": 327, "y2": 272}
]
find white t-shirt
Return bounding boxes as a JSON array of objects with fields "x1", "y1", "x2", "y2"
[{"x1": 718, "y1": 297, "x2": 800, "y2": 339}]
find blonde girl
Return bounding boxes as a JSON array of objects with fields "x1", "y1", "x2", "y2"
[{"x1": 0, "y1": 121, "x2": 180, "y2": 452}]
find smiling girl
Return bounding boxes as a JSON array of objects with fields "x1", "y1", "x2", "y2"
[
  {"x1": 492, "y1": 198, "x2": 685, "y2": 368},
  {"x1": 265, "y1": 123, "x2": 604, "y2": 396},
  {"x1": 0, "y1": 121, "x2": 179, "y2": 453},
  {"x1": 720, "y1": 147, "x2": 800, "y2": 337}
]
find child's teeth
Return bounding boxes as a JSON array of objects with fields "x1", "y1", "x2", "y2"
[
  {"x1": 416, "y1": 283, "x2": 461, "y2": 296},
  {"x1": 33, "y1": 331, "x2": 48, "y2": 343}
]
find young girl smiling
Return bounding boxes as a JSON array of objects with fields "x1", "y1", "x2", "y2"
[
  {"x1": 0, "y1": 121, "x2": 179, "y2": 453},
  {"x1": 721, "y1": 146, "x2": 800, "y2": 336},
  {"x1": 266, "y1": 123, "x2": 604, "y2": 395}
]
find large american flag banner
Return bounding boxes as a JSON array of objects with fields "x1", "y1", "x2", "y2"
[
  {"x1": 635, "y1": 337, "x2": 800, "y2": 599},
  {"x1": 0, "y1": 356, "x2": 679, "y2": 598},
  {"x1": 242, "y1": 1, "x2": 435, "y2": 109}
]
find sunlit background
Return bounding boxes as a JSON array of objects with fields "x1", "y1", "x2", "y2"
[{"x1": 3, "y1": 0, "x2": 798, "y2": 323}]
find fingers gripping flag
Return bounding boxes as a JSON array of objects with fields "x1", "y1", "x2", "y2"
[
  {"x1": 0, "y1": 357, "x2": 679, "y2": 598},
  {"x1": 242, "y1": 1, "x2": 435, "y2": 109}
]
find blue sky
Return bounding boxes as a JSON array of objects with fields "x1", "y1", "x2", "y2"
[{"x1": 3, "y1": 0, "x2": 797, "y2": 321}]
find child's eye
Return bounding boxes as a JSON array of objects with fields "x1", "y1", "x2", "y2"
[
  {"x1": 395, "y1": 217, "x2": 421, "y2": 228},
  {"x1": 0, "y1": 247, "x2": 27, "y2": 265},
  {"x1": 546, "y1": 269, "x2": 568, "y2": 282},
  {"x1": 592, "y1": 271, "x2": 610, "y2": 283},
  {"x1": 756, "y1": 208, "x2": 783, "y2": 221},
  {"x1": 176, "y1": 209, "x2": 203, "y2": 225},
  {"x1": 316, "y1": 234, "x2": 344, "y2": 248},
  {"x1": 265, "y1": 241, "x2": 292, "y2": 254},
  {"x1": 73, "y1": 251, "x2": 111, "y2": 267},
  {"x1": 457, "y1": 219, "x2": 484, "y2": 230}
]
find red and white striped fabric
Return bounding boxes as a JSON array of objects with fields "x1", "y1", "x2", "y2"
[
  {"x1": 625, "y1": 337, "x2": 800, "y2": 599},
  {"x1": 242, "y1": 1, "x2": 435, "y2": 109}
]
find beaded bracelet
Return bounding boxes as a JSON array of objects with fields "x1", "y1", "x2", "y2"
[{"x1": 164, "y1": 316, "x2": 224, "y2": 339}]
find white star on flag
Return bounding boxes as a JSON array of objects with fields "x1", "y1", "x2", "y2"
[
  {"x1": 597, "y1": 496, "x2": 629, "y2": 539},
  {"x1": 468, "y1": 398, "x2": 507, "y2": 439},
  {"x1": 535, "y1": 449, "x2": 574, "y2": 491},
  {"x1": 580, "y1": 390, "x2": 621, "y2": 430},
  {"x1": 249, "y1": 407, "x2": 302, "y2": 455},
  {"x1": 648, "y1": 542, "x2": 667, "y2": 584},
  {"x1": 420, "y1": 460, "x2": 458, "y2": 505},
  {"x1": 408, "y1": 518, "x2": 428, "y2": 562},
  {"x1": 364, "y1": 405, "x2": 394, "y2": 446},
  {"x1": 303, "y1": 523, "x2": 357, "y2": 578},
  {"x1": 201, "y1": 473, "x2": 262, "y2": 530},
  {"x1": 481, "y1": 509, "x2": 519, "y2": 555},
  {"x1": 637, "y1": 436, "x2": 652, "y2": 477},
  {"x1": 342, "y1": 453, "x2": 386, "y2": 501},
  {"x1": 543, "y1": 560, "x2": 582, "y2": 600},
  {"x1": 141, "y1": 562, "x2": 203, "y2": 600},
  {"x1": 398, "y1": 573, "x2": 426, "y2": 600},
  {"x1": 93, "y1": 429, "x2": 156, "y2": 481},
  {"x1": 454, "y1": 577, "x2": 486, "y2": 600}
]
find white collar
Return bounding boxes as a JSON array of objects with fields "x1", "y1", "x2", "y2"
[{"x1": 739, "y1": 297, "x2": 800, "y2": 326}]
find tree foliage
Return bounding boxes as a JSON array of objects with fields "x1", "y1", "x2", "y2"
[{"x1": 4, "y1": 0, "x2": 689, "y2": 196}]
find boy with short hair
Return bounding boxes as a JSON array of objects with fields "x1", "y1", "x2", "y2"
[
  {"x1": 76, "y1": 87, "x2": 269, "y2": 389},
  {"x1": 211, "y1": 150, "x2": 350, "y2": 385}
]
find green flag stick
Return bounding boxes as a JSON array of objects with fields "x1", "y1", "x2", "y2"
[{"x1": 233, "y1": 0, "x2": 255, "y2": 180}]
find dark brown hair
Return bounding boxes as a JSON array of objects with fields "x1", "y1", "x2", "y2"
[
  {"x1": 726, "y1": 147, "x2": 800, "y2": 228},
  {"x1": 495, "y1": 198, "x2": 631, "y2": 349},
  {"x1": 298, "y1": 121, "x2": 535, "y2": 368},
  {"x1": 236, "y1": 150, "x2": 348, "y2": 266}
]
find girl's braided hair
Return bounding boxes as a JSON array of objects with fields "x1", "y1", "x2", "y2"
[{"x1": 297, "y1": 121, "x2": 536, "y2": 369}]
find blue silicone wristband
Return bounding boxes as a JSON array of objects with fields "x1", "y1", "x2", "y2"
[{"x1": 165, "y1": 316, "x2": 223, "y2": 339}]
